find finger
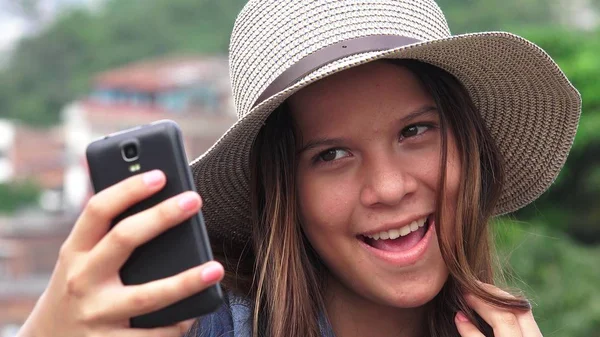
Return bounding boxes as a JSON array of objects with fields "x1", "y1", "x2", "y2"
[
  {"x1": 455, "y1": 311, "x2": 485, "y2": 337},
  {"x1": 465, "y1": 292, "x2": 523, "y2": 337},
  {"x1": 94, "y1": 261, "x2": 223, "y2": 321},
  {"x1": 67, "y1": 170, "x2": 167, "y2": 251},
  {"x1": 475, "y1": 281, "x2": 541, "y2": 336},
  {"x1": 86, "y1": 191, "x2": 201, "y2": 278},
  {"x1": 516, "y1": 309, "x2": 543, "y2": 337}
]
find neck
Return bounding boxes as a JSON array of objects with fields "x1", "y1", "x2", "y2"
[{"x1": 323, "y1": 275, "x2": 427, "y2": 337}]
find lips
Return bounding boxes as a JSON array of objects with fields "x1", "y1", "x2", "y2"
[{"x1": 357, "y1": 215, "x2": 434, "y2": 266}]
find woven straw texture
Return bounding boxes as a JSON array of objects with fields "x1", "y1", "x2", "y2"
[{"x1": 190, "y1": 0, "x2": 581, "y2": 245}]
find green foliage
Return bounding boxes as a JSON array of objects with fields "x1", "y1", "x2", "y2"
[
  {"x1": 437, "y1": 0, "x2": 560, "y2": 33},
  {"x1": 0, "y1": 0, "x2": 247, "y2": 126},
  {"x1": 0, "y1": 180, "x2": 40, "y2": 213},
  {"x1": 494, "y1": 218, "x2": 600, "y2": 337}
]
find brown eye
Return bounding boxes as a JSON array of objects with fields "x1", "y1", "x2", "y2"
[
  {"x1": 400, "y1": 124, "x2": 429, "y2": 139},
  {"x1": 318, "y1": 149, "x2": 350, "y2": 162}
]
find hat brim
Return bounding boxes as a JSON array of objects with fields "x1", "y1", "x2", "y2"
[{"x1": 190, "y1": 32, "x2": 581, "y2": 244}]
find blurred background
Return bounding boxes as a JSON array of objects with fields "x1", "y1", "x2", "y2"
[{"x1": 0, "y1": 0, "x2": 597, "y2": 336}]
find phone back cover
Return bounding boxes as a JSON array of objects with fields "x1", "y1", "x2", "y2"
[{"x1": 85, "y1": 120, "x2": 223, "y2": 328}]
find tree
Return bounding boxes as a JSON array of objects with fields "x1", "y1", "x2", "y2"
[
  {"x1": 437, "y1": 0, "x2": 571, "y2": 33},
  {"x1": 0, "y1": 0, "x2": 247, "y2": 126}
]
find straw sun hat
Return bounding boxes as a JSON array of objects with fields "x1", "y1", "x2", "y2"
[{"x1": 190, "y1": 0, "x2": 581, "y2": 245}]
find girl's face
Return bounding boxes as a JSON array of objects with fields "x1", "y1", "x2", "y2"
[{"x1": 292, "y1": 61, "x2": 460, "y2": 310}]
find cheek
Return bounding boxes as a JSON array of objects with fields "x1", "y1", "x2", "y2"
[
  {"x1": 297, "y1": 171, "x2": 357, "y2": 236},
  {"x1": 297, "y1": 173, "x2": 352, "y2": 230}
]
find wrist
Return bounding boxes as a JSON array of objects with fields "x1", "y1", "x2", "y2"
[
  {"x1": 16, "y1": 321, "x2": 38, "y2": 337},
  {"x1": 16, "y1": 292, "x2": 48, "y2": 337}
]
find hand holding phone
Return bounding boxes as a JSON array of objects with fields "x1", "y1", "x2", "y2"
[
  {"x1": 17, "y1": 121, "x2": 224, "y2": 336},
  {"x1": 85, "y1": 120, "x2": 224, "y2": 327}
]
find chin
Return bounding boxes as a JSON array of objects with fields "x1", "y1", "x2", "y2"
[
  {"x1": 387, "y1": 282, "x2": 446, "y2": 308},
  {"x1": 364, "y1": 269, "x2": 449, "y2": 309}
]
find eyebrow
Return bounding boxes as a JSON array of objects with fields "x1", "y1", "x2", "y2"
[
  {"x1": 297, "y1": 105, "x2": 438, "y2": 154},
  {"x1": 400, "y1": 105, "x2": 438, "y2": 123}
]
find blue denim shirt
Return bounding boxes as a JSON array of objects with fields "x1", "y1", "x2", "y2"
[{"x1": 186, "y1": 291, "x2": 335, "y2": 337}]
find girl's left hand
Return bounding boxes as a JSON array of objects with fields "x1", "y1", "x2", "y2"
[{"x1": 455, "y1": 282, "x2": 543, "y2": 337}]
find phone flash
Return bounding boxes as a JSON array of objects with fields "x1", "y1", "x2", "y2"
[{"x1": 129, "y1": 163, "x2": 141, "y2": 172}]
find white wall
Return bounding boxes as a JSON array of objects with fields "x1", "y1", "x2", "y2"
[
  {"x1": 61, "y1": 103, "x2": 93, "y2": 212},
  {"x1": 0, "y1": 119, "x2": 15, "y2": 183}
]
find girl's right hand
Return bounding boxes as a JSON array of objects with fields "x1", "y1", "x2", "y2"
[{"x1": 18, "y1": 170, "x2": 225, "y2": 337}]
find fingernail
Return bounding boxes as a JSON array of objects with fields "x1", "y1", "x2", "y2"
[
  {"x1": 456, "y1": 311, "x2": 469, "y2": 322},
  {"x1": 143, "y1": 170, "x2": 164, "y2": 187},
  {"x1": 178, "y1": 193, "x2": 199, "y2": 211},
  {"x1": 201, "y1": 262, "x2": 224, "y2": 283}
]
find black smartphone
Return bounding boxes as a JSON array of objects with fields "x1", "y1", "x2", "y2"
[{"x1": 85, "y1": 119, "x2": 223, "y2": 328}]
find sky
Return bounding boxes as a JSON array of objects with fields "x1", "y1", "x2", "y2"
[
  {"x1": 0, "y1": 11, "x2": 29, "y2": 52},
  {"x1": 0, "y1": 0, "x2": 102, "y2": 53}
]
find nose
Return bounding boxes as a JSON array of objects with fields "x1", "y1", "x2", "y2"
[{"x1": 359, "y1": 153, "x2": 418, "y2": 207}]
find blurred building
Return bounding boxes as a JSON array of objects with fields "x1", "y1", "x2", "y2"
[
  {"x1": 0, "y1": 120, "x2": 63, "y2": 190},
  {"x1": 0, "y1": 213, "x2": 73, "y2": 328},
  {"x1": 62, "y1": 55, "x2": 236, "y2": 212},
  {"x1": 0, "y1": 54, "x2": 236, "y2": 331},
  {"x1": 0, "y1": 121, "x2": 70, "y2": 331}
]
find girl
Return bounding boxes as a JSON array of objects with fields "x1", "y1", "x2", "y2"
[{"x1": 18, "y1": 0, "x2": 580, "y2": 336}]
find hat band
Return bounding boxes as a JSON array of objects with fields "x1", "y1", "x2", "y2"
[{"x1": 252, "y1": 35, "x2": 422, "y2": 108}]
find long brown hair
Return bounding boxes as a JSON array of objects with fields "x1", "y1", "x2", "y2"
[{"x1": 213, "y1": 59, "x2": 530, "y2": 337}]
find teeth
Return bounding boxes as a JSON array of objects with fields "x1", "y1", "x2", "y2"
[
  {"x1": 365, "y1": 216, "x2": 428, "y2": 241},
  {"x1": 389, "y1": 229, "x2": 400, "y2": 240},
  {"x1": 410, "y1": 221, "x2": 418, "y2": 231},
  {"x1": 399, "y1": 226, "x2": 411, "y2": 236}
]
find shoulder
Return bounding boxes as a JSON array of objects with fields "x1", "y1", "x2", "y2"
[{"x1": 185, "y1": 291, "x2": 253, "y2": 337}]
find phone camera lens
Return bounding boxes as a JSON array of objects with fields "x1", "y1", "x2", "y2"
[{"x1": 122, "y1": 143, "x2": 139, "y2": 161}]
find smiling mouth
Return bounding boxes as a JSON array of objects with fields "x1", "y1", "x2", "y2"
[{"x1": 358, "y1": 215, "x2": 432, "y2": 253}]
